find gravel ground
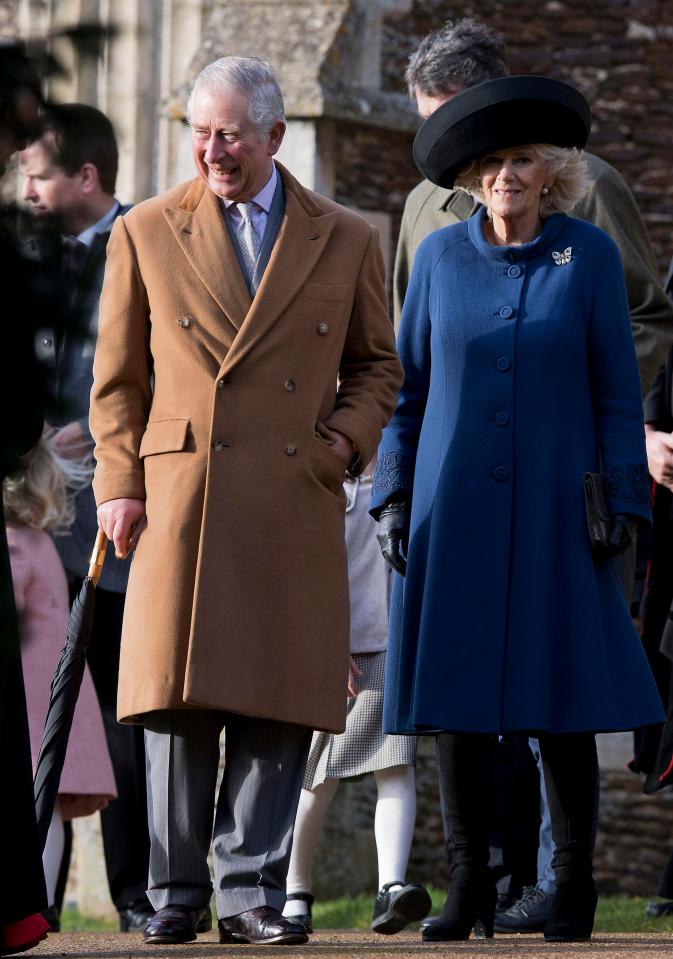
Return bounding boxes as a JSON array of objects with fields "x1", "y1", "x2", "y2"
[{"x1": 25, "y1": 930, "x2": 673, "y2": 959}]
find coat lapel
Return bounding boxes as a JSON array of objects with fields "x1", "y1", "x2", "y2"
[
  {"x1": 163, "y1": 179, "x2": 250, "y2": 333},
  {"x1": 251, "y1": 173, "x2": 285, "y2": 294},
  {"x1": 219, "y1": 166, "x2": 337, "y2": 378}
]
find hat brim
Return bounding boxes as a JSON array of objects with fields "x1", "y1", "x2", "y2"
[{"x1": 414, "y1": 75, "x2": 592, "y2": 188}]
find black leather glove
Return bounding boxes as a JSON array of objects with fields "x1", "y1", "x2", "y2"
[
  {"x1": 607, "y1": 513, "x2": 639, "y2": 557},
  {"x1": 376, "y1": 499, "x2": 410, "y2": 576}
]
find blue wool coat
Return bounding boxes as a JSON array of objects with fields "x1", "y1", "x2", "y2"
[{"x1": 372, "y1": 207, "x2": 665, "y2": 736}]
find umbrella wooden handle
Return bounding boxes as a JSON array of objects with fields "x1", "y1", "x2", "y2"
[{"x1": 88, "y1": 530, "x2": 108, "y2": 584}]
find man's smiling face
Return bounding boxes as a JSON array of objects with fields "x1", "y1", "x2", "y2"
[{"x1": 190, "y1": 85, "x2": 284, "y2": 202}]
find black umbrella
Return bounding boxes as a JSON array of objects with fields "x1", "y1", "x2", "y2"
[{"x1": 33, "y1": 530, "x2": 108, "y2": 850}]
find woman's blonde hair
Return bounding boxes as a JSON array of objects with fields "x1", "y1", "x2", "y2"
[
  {"x1": 454, "y1": 143, "x2": 590, "y2": 217},
  {"x1": 3, "y1": 434, "x2": 93, "y2": 535}
]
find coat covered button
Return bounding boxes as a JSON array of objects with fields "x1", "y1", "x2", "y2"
[
  {"x1": 212, "y1": 441, "x2": 228, "y2": 451},
  {"x1": 178, "y1": 317, "x2": 190, "y2": 328},
  {"x1": 285, "y1": 444, "x2": 297, "y2": 456},
  {"x1": 507, "y1": 265, "x2": 521, "y2": 278},
  {"x1": 284, "y1": 379, "x2": 296, "y2": 392},
  {"x1": 496, "y1": 356, "x2": 511, "y2": 371},
  {"x1": 317, "y1": 323, "x2": 329, "y2": 335},
  {"x1": 499, "y1": 306, "x2": 514, "y2": 319},
  {"x1": 494, "y1": 466, "x2": 510, "y2": 481},
  {"x1": 495, "y1": 411, "x2": 510, "y2": 426}
]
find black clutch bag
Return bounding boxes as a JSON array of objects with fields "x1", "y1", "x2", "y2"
[{"x1": 583, "y1": 472, "x2": 610, "y2": 550}]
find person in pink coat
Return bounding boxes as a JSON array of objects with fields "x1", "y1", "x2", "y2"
[{"x1": 3, "y1": 436, "x2": 116, "y2": 928}]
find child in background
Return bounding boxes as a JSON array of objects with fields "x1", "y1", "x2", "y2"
[
  {"x1": 3, "y1": 436, "x2": 116, "y2": 929},
  {"x1": 283, "y1": 460, "x2": 430, "y2": 935}
]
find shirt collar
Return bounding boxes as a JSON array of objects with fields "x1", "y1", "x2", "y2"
[
  {"x1": 73, "y1": 200, "x2": 120, "y2": 248},
  {"x1": 221, "y1": 162, "x2": 277, "y2": 213}
]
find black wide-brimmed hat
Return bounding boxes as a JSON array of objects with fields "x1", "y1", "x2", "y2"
[{"x1": 414, "y1": 75, "x2": 591, "y2": 188}]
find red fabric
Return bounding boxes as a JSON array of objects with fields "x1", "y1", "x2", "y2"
[
  {"x1": 659, "y1": 754, "x2": 673, "y2": 784},
  {"x1": 0, "y1": 913, "x2": 49, "y2": 954}
]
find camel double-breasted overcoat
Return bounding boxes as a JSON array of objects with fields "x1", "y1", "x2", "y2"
[{"x1": 90, "y1": 163, "x2": 402, "y2": 731}]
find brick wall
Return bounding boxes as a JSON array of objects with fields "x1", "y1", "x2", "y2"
[{"x1": 333, "y1": 121, "x2": 417, "y2": 274}]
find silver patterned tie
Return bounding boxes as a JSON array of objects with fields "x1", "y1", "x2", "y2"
[{"x1": 236, "y1": 201, "x2": 262, "y2": 288}]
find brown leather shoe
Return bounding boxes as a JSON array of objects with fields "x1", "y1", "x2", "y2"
[
  {"x1": 218, "y1": 906, "x2": 308, "y2": 945},
  {"x1": 143, "y1": 904, "x2": 212, "y2": 944}
]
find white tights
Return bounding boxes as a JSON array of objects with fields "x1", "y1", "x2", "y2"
[
  {"x1": 42, "y1": 802, "x2": 65, "y2": 908},
  {"x1": 284, "y1": 764, "x2": 416, "y2": 911}
]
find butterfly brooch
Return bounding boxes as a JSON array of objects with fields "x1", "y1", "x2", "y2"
[{"x1": 552, "y1": 246, "x2": 572, "y2": 266}]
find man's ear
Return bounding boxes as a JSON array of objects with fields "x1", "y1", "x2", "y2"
[
  {"x1": 79, "y1": 161, "x2": 100, "y2": 195},
  {"x1": 268, "y1": 120, "x2": 286, "y2": 156}
]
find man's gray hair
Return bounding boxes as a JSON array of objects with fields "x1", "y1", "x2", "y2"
[
  {"x1": 406, "y1": 18, "x2": 509, "y2": 98},
  {"x1": 186, "y1": 56, "x2": 285, "y2": 133}
]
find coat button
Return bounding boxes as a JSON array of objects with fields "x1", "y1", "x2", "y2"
[
  {"x1": 284, "y1": 379, "x2": 296, "y2": 392},
  {"x1": 507, "y1": 265, "x2": 521, "y2": 278},
  {"x1": 285, "y1": 444, "x2": 297, "y2": 456},
  {"x1": 212, "y1": 441, "x2": 228, "y2": 451},
  {"x1": 495, "y1": 411, "x2": 510, "y2": 426},
  {"x1": 499, "y1": 305, "x2": 513, "y2": 319},
  {"x1": 42, "y1": 336, "x2": 52, "y2": 347},
  {"x1": 178, "y1": 316, "x2": 190, "y2": 328},
  {"x1": 496, "y1": 356, "x2": 511, "y2": 371},
  {"x1": 317, "y1": 323, "x2": 329, "y2": 335},
  {"x1": 494, "y1": 466, "x2": 510, "y2": 481},
  {"x1": 217, "y1": 378, "x2": 228, "y2": 389}
]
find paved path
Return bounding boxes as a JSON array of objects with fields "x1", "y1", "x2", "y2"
[{"x1": 27, "y1": 931, "x2": 673, "y2": 959}]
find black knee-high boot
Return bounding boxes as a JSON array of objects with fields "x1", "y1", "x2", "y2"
[
  {"x1": 424, "y1": 733, "x2": 497, "y2": 942},
  {"x1": 538, "y1": 732, "x2": 599, "y2": 942}
]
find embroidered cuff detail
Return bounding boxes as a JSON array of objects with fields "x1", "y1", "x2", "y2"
[
  {"x1": 604, "y1": 463, "x2": 650, "y2": 508},
  {"x1": 373, "y1": 451, "x2": 410, "y2": 497}
]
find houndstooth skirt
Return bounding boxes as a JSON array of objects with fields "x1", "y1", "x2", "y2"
[{"x1": 302, "y1": 651, "x2": 417, "y2": 789}]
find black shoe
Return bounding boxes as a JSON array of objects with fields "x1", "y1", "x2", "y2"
[
  {"x1": 218, "y1": 906, "x2": 308, "y2": 945},
  {"x1": 419, "y1": 915, "x2": 437, "y2": 932},
  {"x1": 284, "y1": 892, "x2": 314, "y2": 934},
  {"x1": 422, "y1": 874, "x2": 497, "y2": 942},
  {"x1": 40, "y1": 906, "x2": 60, "y2": 933},
  {"x1": 494, "y1": 885, "x2": 552, "y2": 933},
  {"x1": 495, "y1": 891, "x2": 518, "y2": 914},
  {"x1": 544, "y1": 878, "x2": 598, "y2": 942},
  {"x1": 646, "y1": 899, "x2": 673, "y2": 918},
  {"x1": 119, "y1": 897, "x2": 154, "y2": 932},
  {"x1": 370, "y1": 882, "x2": 431, "y2": 935},
  {"x1": 143, "y1": 904, "x2": 212, "y2": 944}
]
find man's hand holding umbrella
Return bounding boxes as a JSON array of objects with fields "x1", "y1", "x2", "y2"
[{"x1": 97, "y1": 498, "x2": 146, "y2": 559}]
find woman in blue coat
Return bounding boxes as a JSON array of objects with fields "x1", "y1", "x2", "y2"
[{"x1": 371, "y1": 76, "x2": 664, "y2": 944}]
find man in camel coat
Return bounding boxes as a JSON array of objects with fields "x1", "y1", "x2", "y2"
[{"x1": 90, "y1": 56, "x2": 401, "y2": 947}]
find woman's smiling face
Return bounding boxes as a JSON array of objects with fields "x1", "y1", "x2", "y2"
[{"x1": 479, "y1": 145, "x2": 549, "y2": 222}]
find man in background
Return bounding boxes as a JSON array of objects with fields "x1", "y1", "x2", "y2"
[
  {"x1": 396, "y1": 17, "x2": 673, "y2": 940},
  {"x1": 19, "y1": 105, "x2": 152, "y2": 933}
]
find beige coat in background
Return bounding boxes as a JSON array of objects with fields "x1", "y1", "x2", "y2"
[{"x1": 90, "y1": 162, "x2": 402, "y2": 732}]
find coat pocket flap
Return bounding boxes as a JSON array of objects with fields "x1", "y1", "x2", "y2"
[{"x1": 139, "y1": 418, "x2": 190, "y2": 458}]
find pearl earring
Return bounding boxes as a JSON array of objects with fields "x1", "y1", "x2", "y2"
[{"x1": 542, "y1": 186, "x2": 549, "y2": 195}]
